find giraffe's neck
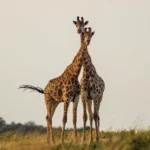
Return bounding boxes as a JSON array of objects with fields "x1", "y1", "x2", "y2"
[
  {"x1": 82, "y1": 50, "x2": 97, "y2": 78},
  {"x1": 65, "y1": 42, "x2": 87, "y2": 77},
  {"x1": 79, "y1": 33, "x2": 97, "y2": 78},
  {"x1": 80, "y1": 34, "x2": 84, "y2": 43}
]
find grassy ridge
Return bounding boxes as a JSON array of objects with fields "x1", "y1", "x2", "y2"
[{"x1": 0, "y1": 129, "x2": 150, "y2": 150}]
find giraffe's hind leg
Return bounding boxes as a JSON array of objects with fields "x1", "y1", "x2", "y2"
[
  {"x1": 45, "y1": 115, "x2": 50, "y2": 145},
  {"x1": 72, "y1": 95, "x2": 79, "y2": 141},
  {"x1": 93, "y1": 101, "x2": 99, "y2": 142},
  {"x1": 45, "y1": 98, "x2": 52, "y2": 145},
  {"x1": 45, "y1": 95, "x2": 59, "y2": 145},
  {"x1": 51, "y1": 101, "x2": 59, "y2": 144},
  {"x1": 86, "y1": 100, "x2": 93, "y2": 142},
  {"x1": 93, "y1": 95, "x2": 102, "y2": 143}
]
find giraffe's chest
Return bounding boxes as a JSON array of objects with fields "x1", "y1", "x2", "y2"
[
  {"x1": 51, "y1": 77, "x2": 80, "y2": 101},
  {"x1": 63, "y1": 79, "x2": 80, "y2": 96}
]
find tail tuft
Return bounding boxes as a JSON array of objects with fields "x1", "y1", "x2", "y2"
[{"x1": 19, "y1": 85, "x2": 44, "y2": 94}]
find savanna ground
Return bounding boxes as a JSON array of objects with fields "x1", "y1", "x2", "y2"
[{"x1": 0, "y1": 129, "x2": 150, "y2": 150}]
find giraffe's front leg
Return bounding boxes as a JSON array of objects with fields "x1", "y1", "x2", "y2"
[
  {"x1": 61, "y1": 101, "x2": 70, "y2": 143},
  {"x1": 72, "y1": 95, "x2": 79, "y2": 141}
]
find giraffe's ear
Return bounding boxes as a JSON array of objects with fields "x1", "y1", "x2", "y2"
[
  {"x1": 84, "y1": 21, "x2": 89, "y2": 26},
  {"x1": 91, "y1": 31, "x2": 95, "y2": 36},
  {"x1": 73, "y1": 21, "x2": 77, "y2": 25}
]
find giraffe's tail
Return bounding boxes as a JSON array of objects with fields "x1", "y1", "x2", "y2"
[{"x1": 18, "y1": 85, "x2": 44, "y2": 94}]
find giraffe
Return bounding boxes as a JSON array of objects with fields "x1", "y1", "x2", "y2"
[
  {"x1": 73, "y1": 17, "x2": 105, "y2": 143},
  {"x1": 19, "y1": 20, "x2": 94, "y2": 145}
]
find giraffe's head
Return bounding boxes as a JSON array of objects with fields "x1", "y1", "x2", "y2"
[
  {"x1": 73, "y1": 16, "x2": 88, "y2": 34},
  {"x1": 82, "y1": 27, "x2": 95, "y2": 46}
]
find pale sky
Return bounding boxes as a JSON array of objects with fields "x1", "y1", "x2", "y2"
[{"x1": 0, "y1": 0, "x2": 150, "y2": 130}]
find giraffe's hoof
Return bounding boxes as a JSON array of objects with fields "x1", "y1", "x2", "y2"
[
  {"x1": 96, "y1": 138, "x2": 99, "y2": 143},
  {"x1": 74, "y1": 133, "x2": 77, "y2": 142},
  {"x1": 75, "y1": 137, "x2": 78, "y2": 142},
  {"x1": 52, "y1": 136, "x2": 55, "y2": 144},
  {"x1": 61, "y1": 138, "x2": 64, "y2": 143},
  {"x1": 82, "y1": 137, "x2": 86, "y2": 143},
  {"x1": 47, "y1": 141, "x2": 50, "y2": 146},
  {"x1": 52, "y1": 140, "x2": 55, "y2": 145},
  {"x1": 90, "y1": 139, "x2": 93, "y2": 142},
  {"x1": 47, "y1": 138, "x2": 50, "y2": 145}
]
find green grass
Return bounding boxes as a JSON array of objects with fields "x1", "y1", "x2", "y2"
[{"x1": 0, "y1": 129, "x2": 150, "y2": 150}]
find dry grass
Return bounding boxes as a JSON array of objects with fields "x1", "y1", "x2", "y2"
[
  {"x1": 0, "y1": 130, "x2": 150, "y2": 150},
  {"x1": 0, "y1": 133, "x2": 49, "y2": 150}
]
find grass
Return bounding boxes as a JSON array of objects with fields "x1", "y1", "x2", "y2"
[{"x1": 0, "y1": 129, "x2": 150, "y2": 150}]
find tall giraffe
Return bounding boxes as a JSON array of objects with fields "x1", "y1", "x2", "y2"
[
  {"x1": 19, "y1": 20, "x2": 94, "y2": 145},
  {"x1": 73, "y1": 17, "x2": 105, "y2": 143}
]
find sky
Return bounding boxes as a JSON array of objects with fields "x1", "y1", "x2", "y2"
[{"x1": 0, "y1": 0, "x2": 150, "y2": 130}]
